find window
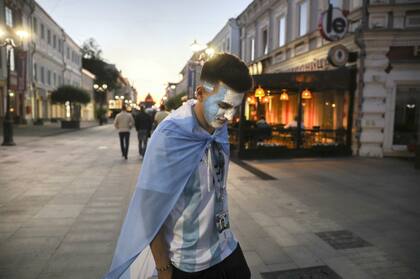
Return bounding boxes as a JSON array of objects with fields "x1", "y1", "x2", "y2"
[
  {"x1": 33, "y1": 63, "x2": 38, "y2": 81},
  {"x1": 262, "y1": 29, "x2": 269, "y2": 55},
  {"x1": 33, "y1": 17, "x2": 38, "y2": 34},
  {"x1": 47, "y1": 70, "x2": 51, "y2": 85},
  {"x1": 330, "y1": 0, "x2": 343, "y2": 8},
  {"x1": 5, "y1": 7, "x2": 13, "y2": 27},
  {"x1": 279, "y1": 16, "x2": 286, "y2": 47},
  {"x1": 58, "y1": 76, "x2": 62, "y2": 86},
  {"x1": 298, "y1": 0, "x2": 308, "y2": 36},
  {"x1": 53, "y1": 72, "x2": 56, "y2": 86},
  {"x1": 67, "y1": 47, "x2": 70, "y2": 59},
  {"x1": 40, "y1": 66, "x2": 45, "y2": 83},
  {"x1": 47, "y1": 30, "x2": 51, "y2": 45},
  {"x1": 58, "y1": 40, "x2": 62, "y2": 53},
  {"x1": 53, "y1": 35, "x2": 57, "y2": 49},
  {"x1": 41, "y1": 24, "x2": 45, "y2": 39},
  {"x1": 226, "y1": 38, "x2": 230, "y2": 52},
  {"x1": 250, "y1": 37, "x2": 255, "y2": 61}
]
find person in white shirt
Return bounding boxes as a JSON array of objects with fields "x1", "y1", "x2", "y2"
[{"x1": 114, "y1": 105, "x2": 135, "y2": 160}]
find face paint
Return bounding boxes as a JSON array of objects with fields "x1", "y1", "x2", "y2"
[{"x1": 202, "y1": 82, "x2": 244, "y2": 129}]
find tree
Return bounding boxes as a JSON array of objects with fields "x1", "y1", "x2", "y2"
[
  {"x1": 81, "y1": 38, "x2": 102, "y2": 60},
  {"x1": 165, "y1": 92, "x2": 187, "y2": 111},
  {"x1": 81, "y1": 38, "x2": 120, "y2": 92},
  {"x1": 51, "y1": 86, "x2": 91, "y2": 120}
]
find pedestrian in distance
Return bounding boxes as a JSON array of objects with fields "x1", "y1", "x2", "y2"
[
  {"x1": 154, "y1": 104, "x2": 170, "y2": 128},
  {"x1": 103, "y1": 53, "x2": 253, "y2": 279},
  {"x1": 134, "y1": 105, "x2": 152, "y2": 157},
  {"x1": 114, "y1": 105, "x2": 134, "y2": 160}
]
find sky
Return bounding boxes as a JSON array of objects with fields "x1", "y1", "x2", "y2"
[{"x1": 36, "y1": 0, "x2": 252, "y2": 102}]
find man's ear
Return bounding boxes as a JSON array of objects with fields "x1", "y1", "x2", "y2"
[{"x1": 196, "y1": 85, "x2": 204, "y2": 102}]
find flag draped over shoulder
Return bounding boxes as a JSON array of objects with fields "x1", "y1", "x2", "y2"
[{"x1": 103, "y1": 100, "x2": 229, "y2": 279}]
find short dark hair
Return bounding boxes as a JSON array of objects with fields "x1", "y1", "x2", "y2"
[
  {"x1": 200, "y1": 53, "x2": 253, "y2": 93},
  {"x1": 159, "y1": 104, "x2": 166, "y2": 111},
  {"x1": 121, "y1": 105, "x2": 127, "y2": 111}
]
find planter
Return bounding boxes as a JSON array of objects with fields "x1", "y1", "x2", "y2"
[{"x1": 61, "y1": 120, "x2": 80, "y2": 129}]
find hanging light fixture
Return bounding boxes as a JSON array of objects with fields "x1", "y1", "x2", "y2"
[
  {"x1": 301, "y1": 88, "x2": 312, "y2": 100},
  {"x1": 254, "y1": 85, "x2": 265, "y2": 99},
  {"x1": 280, "y1": 89, "x2": 289, "y2": 101}
]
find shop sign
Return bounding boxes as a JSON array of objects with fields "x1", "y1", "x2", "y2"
[
  {"x1": 288, "y1": 58, "x2": 329, "y2": 72},
  {"x1": 318, "y1": 6, "x2": 349, "y2": 42},
  {"x1": 327, "y1": 44, "x2": 349, "y2": 67}
]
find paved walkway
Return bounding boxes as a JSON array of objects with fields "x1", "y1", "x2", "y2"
[
  {"x1": 0, "y1": 120, "x2": 100, "y2": 145},
  {"x1": 0, "y1": 125, "x2": 419, "y2": 279}
]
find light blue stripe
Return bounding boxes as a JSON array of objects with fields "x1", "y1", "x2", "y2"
[{"x1": 178, "y1": 169, "x2": 202, "y2": 272}]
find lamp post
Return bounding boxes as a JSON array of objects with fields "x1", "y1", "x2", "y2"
[
  {"x1": 93, "y1": 83, "x2": 108, "y2": 125},
  {"x1": 1, "y1": 28, "x2": 29, "y2": 146},
  {"x1": 188, "y1": 40, "x2": 215, "y2": 99}
]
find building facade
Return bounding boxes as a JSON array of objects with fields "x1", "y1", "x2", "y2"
[
  {"x1": 31, "y1": 2, "x2": 82, "y2": 122},
  {"x1": 236, "y1": 0, "x2": 420, "y2": 158},
  {"x1": 1, "y1": 0, "x2": 83, "y2": 124},
  {"x1": 0, "y1": 0, "x2": 35, "y2": 123}
]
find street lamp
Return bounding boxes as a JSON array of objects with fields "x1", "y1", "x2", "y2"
[
  {"x1": 1, "y1": 28, "x2": 29, "y2": 146},
  {"x1": 93, "y1": 83, "x2": 108, "y2": 125}
]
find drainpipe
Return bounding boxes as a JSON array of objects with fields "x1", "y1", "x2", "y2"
[{"x1": 353, "y1": 0, "x2": 369, "y2": 155}]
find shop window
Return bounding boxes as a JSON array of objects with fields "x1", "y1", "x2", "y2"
[
  {"x1": 298, "y1": 0, "x2": 308, "y2": 37},
  {"x1": 393, "y1": 86, "x2": 420, "y2": 148},
  {"x1": 5, "y1": 7, "x2": 13, "y2": 27},
  {"x1": 243, "y1": 89, "x2": 350, "y2": 151},
  {"x1": 279, "y1": 16, "x2": 286, "y2": 47}
]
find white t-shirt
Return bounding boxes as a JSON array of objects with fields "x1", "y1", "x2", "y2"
[{"x1": 163, "y1": 141, "x2": 237, "y2": 272}]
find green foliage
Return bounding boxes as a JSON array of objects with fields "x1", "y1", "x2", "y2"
[
  {"x1": 166, "y1": 92, "x2": 187, "y2": 111},
  {"x1": 51, "y1": 86, "x2": 91, "y2": 104},
  {"x1": 81, "y1": 38, "x2": 102, "y2": 60}
]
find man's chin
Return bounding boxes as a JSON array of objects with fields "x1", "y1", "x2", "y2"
[{"x1": 210, "y1": 120, "x2": 226, "y2": 129}]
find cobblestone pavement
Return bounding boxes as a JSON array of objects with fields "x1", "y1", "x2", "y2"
[{"x1": 0, "y1": 125, "x2": 419, "y2": 279}]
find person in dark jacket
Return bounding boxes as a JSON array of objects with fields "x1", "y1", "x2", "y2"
[{"x1": 134, "y1": 105, "x2": 152, "y2": 157}]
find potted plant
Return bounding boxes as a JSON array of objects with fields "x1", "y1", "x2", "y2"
[{"x1": 51, "y1": 85, "x2": 91, "y2": 129}]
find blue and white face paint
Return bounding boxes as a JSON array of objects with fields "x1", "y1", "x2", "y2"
[{"x1": 202, "y1": 82, "x2": 244, "y2": 129}]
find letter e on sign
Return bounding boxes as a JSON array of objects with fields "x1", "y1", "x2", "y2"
[{"x1": 319, "y1": 7, "x2": 349, "y2": 42}]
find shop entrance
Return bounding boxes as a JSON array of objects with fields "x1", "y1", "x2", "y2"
[
  {"x1": 393, "y1": 85, "x2": 420, "y2": 154},
  {"x1": 229, "y1": 68, "x2": 356, "y2": 159}
]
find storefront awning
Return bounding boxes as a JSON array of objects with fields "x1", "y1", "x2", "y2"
[{"x1": 252, "y1": 67, "x2": 355, "y2": 92}]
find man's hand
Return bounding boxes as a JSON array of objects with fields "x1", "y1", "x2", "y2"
[{"x1": 150, "y1": 227, "x2": 171, "y2": 279}]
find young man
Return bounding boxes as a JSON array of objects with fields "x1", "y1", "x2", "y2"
[
  {"x1": 114, "y1": 105, "x2": 135, "y2": 160},
  {"x1": 134, "y1": 105, "x2": 152, "y2": 157},
  {"x1": 104, "y1": 53, "x2": 253, "y2": 279}
]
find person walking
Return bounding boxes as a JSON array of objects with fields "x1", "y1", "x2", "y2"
[
  {"x1": 134, "y1": 105, "x2": 152, "y2": 157},
  {"x1": 114, "y1": 105, "x2": 134, "y2": 160},
  {"x1": 154, "y1": 104, "x2": 170, "y2": 127},
  {"x1": 103, "y1": 53, "x2": 253, "y2": 279}
]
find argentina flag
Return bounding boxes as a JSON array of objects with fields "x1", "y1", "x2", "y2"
[{"x1": 103, "y1": 100, "x2": 229, "y2": 279}]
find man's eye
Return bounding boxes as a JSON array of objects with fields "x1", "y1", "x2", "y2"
[{"x1": 218, "y1": 102, "x2": 232, "y2": 109}]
